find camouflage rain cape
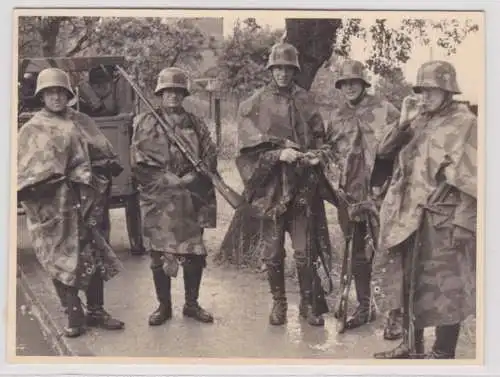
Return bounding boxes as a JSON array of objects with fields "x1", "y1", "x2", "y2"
[
  {"x1": 373, "y1": 102, "x2": 477, "y2": 327},
  {"x1": 322, "y1": 93, "x2": 401, "y2": 234},
  {"x1": 130, "y1": 108, "x2": 217, "y2": 256},
  {"x1": 219, "y1": 82, "x2": 336, "y2": 275},
  {"x1": 18, "y1": 108, "x2": 124, "y2": 289}
]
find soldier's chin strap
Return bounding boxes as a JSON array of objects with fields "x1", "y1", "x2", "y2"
[{"x1": 348, "y1": 88, "x2": 367, "y2": 107}]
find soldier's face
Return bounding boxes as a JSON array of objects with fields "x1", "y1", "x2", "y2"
[
  {"x1": 271, "y1": 65, "x2": 295, "y2": 88},
  {"x1": 161, "y1": 88, "x2": 185, "y2": 108},
  {"x1": 91, "y1": 81, "x2": 112, "y2": 98},
  {"x1": 340, "y1": 79, "x2": 364, "y2": 102},
  {"x1": 42, "y1": 87, "x2": 69, "y2": 113},
  {"x1": 420, "y1": 87, "x2": 447, "y2": 112}
]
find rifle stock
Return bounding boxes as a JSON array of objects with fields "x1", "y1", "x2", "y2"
[
  {"x1": 336, "y1": 225, "x2": 354, "y2": 334},
  {"x1": 115, "y1": 65, "x2": 245, "y2": 210}
]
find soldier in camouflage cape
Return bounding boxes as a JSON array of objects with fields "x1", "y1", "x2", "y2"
[
  {"x1": 221, "y1": 42, "x2": 337, "y2": 327},
  {"x1": 78, "y1": 65, "x2": 118, "y2": 117},
  {"x1": 323, "y1": 59, "x2": 403, "y2": 337},
  {"x1": 373, "y1": 61, "x2": 477, "y2": 359},
  {"x1": 131, "y1": 67, "x2": 217, "y2": 326},
  {"x1": 18, "y1": 68, "x2": 125, "y2": 338}
]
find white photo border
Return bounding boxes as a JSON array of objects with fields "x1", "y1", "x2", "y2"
[{"x1": 1, "y1": 1, "x2": 496, "y2": 376}]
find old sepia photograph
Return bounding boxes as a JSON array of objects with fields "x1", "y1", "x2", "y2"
[{"x1": 9, "y1": 8, "x2": 483, "y2": 364}]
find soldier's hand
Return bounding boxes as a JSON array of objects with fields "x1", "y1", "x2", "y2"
[
  {"x1": 302, "y1": 151, "x2": 321, "y2": 166},
  {"x1": 279, "y1": 148, "x2": 303, "y2": 163},
  {"x1": 399, "y1": 95, "x2": 422, "y2": 128},
  {"x1": 166, "y1": 173, "x2": 183, "y2": 187},
  {"x1": 180, "y1": 171, "x2": 198, "y2": 186}
]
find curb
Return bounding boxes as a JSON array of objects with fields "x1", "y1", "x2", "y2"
[{"x1": 17, "y1": 254, "x2": 95, "y2": 357}]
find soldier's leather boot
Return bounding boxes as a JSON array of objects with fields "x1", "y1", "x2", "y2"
[
  {"x1": 267, "y1": 263, "x2": 287, "y2": 326},
  {"x1": 52, "y1": 279, "x2": 69, "y2": 315},
  {"x1": 373, "y1": 329, "x2": 425, "y2": 359},
  {"x1": 64, "y1": 287, "x2": 86, "y2": 338},
  {"x1": 85, "y1": 273, "x2": 124, "y2": 330},
  {"x1": 384, "y1": 308, "x2": 404, "y2": 340},
  {"x1": 149, "y1": 266, "x2": 173, "y2": 326},
  {"x1": 425, "y1": 323, "x2": 460, "y2": 359},
  {"x1": 182, "y1": 256, "x2": 214, "y2": 323},
  {"x1": 297, "y1": 265, "x2": 325, "y2": 327},
  {"x1": 346, "y1": 263, "x2": 376, "y2": 330}
]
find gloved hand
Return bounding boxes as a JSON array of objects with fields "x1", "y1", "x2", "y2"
[
  {"x1": 301, "y1": 150, "x2": 321, "y2": 166},
  {"x1": 279, "y1": 148, "x2": 303, "y2": 163},
  {"x1": 348, "y1": 200, "x2": 379, "y2": 221},
  {"x1": 180, "y1": 171, "x2": 198, "y2": 187},
  {"x1": 399, "y1": 95, "x2": 422, "y2": 128}
]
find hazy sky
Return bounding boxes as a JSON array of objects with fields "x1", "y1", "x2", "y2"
[{"x1": 222, "y1": 13, "x2": 483, "y2": 103}]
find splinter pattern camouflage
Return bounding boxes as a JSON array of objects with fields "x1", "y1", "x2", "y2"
[
  {"x1": 18, "y1": 108, "x2": 124, "y2": 288},
  {"x1": 130, "y1": 108, "x2": 217, "y2": 258},
  {"x1": 373, "y1": 101, "x2": 477, "y2": 324},
  {"x1": 154, "y1": 67, "x2": 190, "y2": 95},
  {"x1": 413, "y1": 60, "x2": 461, "y2": 94},
  {"x1": 266, "y1": 42, "x2": 301, "y2": 71},
  {"x1": 334, "y1": 60, "x2": 372, "y2": 89},
  {"x1": 323, "y1": 94, "x2": 400, "y2": 215},
  {"x1": 220, "y1": 81, "x2": 337, "y2": 303}
]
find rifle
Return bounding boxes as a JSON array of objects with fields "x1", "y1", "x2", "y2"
[
  {"x1": 115, "y1": 65, "x2": 246, "y2": 210},
  {"x1": 299, "y1": 164, "x2": 335, "y2": 311},
  {"x1": 333, "y1": 188, "x2": 379, "y2": 334},
  {"x1": 335, "y1": 221, "x2": 355, "y2": 334}
]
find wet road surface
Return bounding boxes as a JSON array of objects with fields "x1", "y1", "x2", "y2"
[{"x1": 16, "y1": 285, "x2": 57, "y2": 357}]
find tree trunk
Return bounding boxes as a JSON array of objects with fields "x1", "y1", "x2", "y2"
[
  {"x1": 38, "y1": 17, "x2": 65, "y2": 57},
  {"x1": 284, "y1": 18, "x2": 342, "y2": 90}
]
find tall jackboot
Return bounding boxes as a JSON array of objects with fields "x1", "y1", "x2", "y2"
[
  {"x1": 52, "y1": 279, "x2": 69, "y2": 314},
  {"x1": 374, "y1": 328, "x2": 425, "y2": 358},
  {"x1": 149, "y1": 266, "x2": 173, "y2": 326},
  {"x1": 346, "y1": 261, "x2": 376, "y2": 330},
  {"x1": 182, "y1": 256, "x2": 214, "y2": 323},
  {"x1": 296, "y1": 265, "x2": 325, "y2": 327},
  {"x1": 267, "y1": 263, "x2": 287, "y2": 326},
  {"x1": 85, "y1": 273, "x2": 124, "y2": 330},
  {"x1": 64, "y1": 286, "x2": 86, "y2": 338},
  {"x1": 425, "y1": 323, "x2": 460, "y2": 359},
  {"x1": 374, "y1": 302, "x2": 425, "y2": 359},
  {"x1": 384, "y1": 308, "x2": 404, "y2": 340}
]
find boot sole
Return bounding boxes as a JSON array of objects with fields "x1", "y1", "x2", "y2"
[{"x1": 148, "y1": 316, "x2": 172, "y2": 326}]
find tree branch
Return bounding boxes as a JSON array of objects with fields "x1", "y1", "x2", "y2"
[{"x1": 65, "y1": 33, "x2": 90, "y2": 56}]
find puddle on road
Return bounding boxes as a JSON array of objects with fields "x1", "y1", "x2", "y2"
[{"x1": 285, "y1": 307, "x2": 345, "y2": 353}]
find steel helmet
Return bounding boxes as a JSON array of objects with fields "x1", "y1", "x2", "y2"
[
  {"x1": 266, "y1": 42, "x2": 301, "y2": 71},
  {"x1": 35, "y1": 68, "x2": 75, "y2": 98},
  {"x1": 413, "y1": 60, "x2": 461, "y2": 94},
  {"x1": 154, "y1": 67, "x2": 190, "y2": 96},
  {"x1": 334, "y1": 60, "x2": 371, "y2": 89}
]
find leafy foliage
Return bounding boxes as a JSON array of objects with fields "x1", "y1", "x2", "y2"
[
  {"x1": 215, "y1": 18, "x2": 284, "y2": 99},
  {"x1": 215, "y1": 17, "x2": 479, "y2": 99},
  {"x1": 335, "y1": 18, "x2": 479, "y2": 77},
  {"x1": 92, "y1": 17, "x2": 216, "y2": 91},
  {"x1": 18, "y1": 16, "x2": 216, "y2": 92},
  {"x1": 372, "y1": 67, "x2": 414, "y2": 110}
]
